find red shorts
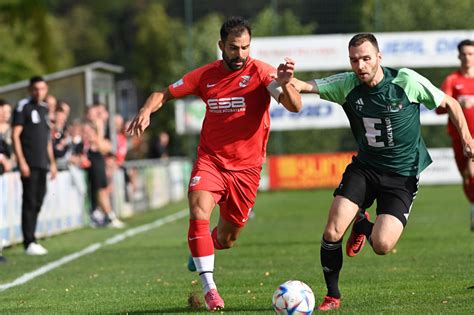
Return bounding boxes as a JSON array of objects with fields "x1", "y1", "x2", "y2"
[{"x1": 188, "y1": 153, "x2": 261, "y2": 227}]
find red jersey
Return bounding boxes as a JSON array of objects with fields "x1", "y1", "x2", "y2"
[
  {"x1": 169, "y1": 57, "x2": 275, "y2": 170},
  {"x1": 437, "y1": 71, "x2": 474, "y2": 138}
]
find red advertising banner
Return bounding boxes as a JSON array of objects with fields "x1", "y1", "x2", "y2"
[{"x1": 268, "y1": 152, "x2": 355, "y2": 190}]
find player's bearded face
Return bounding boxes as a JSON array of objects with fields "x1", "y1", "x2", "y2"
[
  {"x1": 222, "y1": 51, "x2": 247, "y2": 71},
  {"x1": 349, "y1": 41, "x2": 382, "y2": 85},
  {"x1": 220, "y1": 31, "x2": 251, "y2": 71}
]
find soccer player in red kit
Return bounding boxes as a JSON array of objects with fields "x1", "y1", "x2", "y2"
[
  {"x1": 127, "y1": 16, "x2": 301, "y2": 311},
  {"x1": 436, "y1": 39, "x2": 474, "y2": 230}
]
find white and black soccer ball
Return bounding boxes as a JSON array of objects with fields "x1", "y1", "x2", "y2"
[{"x1": 272, "y1": 280, "x2": 315, "y2": 315}]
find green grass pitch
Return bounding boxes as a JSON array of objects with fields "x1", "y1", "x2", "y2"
[{"x1": 0, "y1": 185, "x2": 473, "y2": 314}]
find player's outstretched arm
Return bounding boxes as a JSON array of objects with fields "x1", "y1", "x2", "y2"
[
  {"x1": 127, "y1": 88, "x2": 175, "y2": 137},
  {"x1": 440, "y1": 94, "x2": 474, "y2": 158},
  {"x1": 275, "y1": 58, "x2": 302, "y2": 112},
  {"x1": 290, "y1": 78, "x2": 320, "y2": 94}
]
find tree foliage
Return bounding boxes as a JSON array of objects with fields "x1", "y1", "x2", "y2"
[
  {"x1": 0, "y1": 0, "x2": 73, "y2": 82},
  {"x1": 0, "y1": 21, "x2": 44, "y2": 85},
  {"x1": 360, "y1": 0, "x2": 473, "y2": 32},
  {"x1": 132, "y1": 3, "x2": 186, "y2": 93},
  {"x1": 61, "y1": 5, "x2": 111, "y2": 65},
  {"x1": 252, "y1": 7, "x2": 316, "y2": 36},
  {"x1": 190, "y1": 13, "x2": 224, "y2": 69}
]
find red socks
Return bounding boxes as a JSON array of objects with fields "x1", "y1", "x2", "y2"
[
  {"x1": 188, "y1": 220, "x2": 214, "y2": 257},
  {"x1": 188, "y1": 220, "x2": 227, "y2": 258}
]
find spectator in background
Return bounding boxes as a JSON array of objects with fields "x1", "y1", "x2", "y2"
[
  {"x1": 12, "y1": 76, "x2": 57, "y2": 256},
  {"x1": 149, "y1": 131, "x2": 169, "y2": 159},
  {"x1": 436, "y1": 39, "x2": 474, "y2": 231},
  {"x1": 68, "y1": 119, "x2": 87, "y2": 166},
  {"x1": 0, "y1": 100, "x2": 13, "y2": 174},
  {"x1": 80, "y1": 119, "x2": 124, "y2": 228},
  {"x1": 69, "y1": 120, "x2": 89, "y2": 169},
  {"x1": 114, "y1": 114, "x2": 133, "y2": 213},
  {"x1": 126, "y1": 134, "x2": 149, "y2": 160},
  {"x1": 59, "y1": 100, "x2": 71, "y2": 118},
  {"x1": 80, "y1": 104, "x2": 123, "y2": 228},
  {"x1": 114, "y1": 114, "x2": 128, "y2": 166},
  {"x1": 93, "y1": 104, "x2": 118, "y2": 213},
  {"x1": 68, "y1": 119, "x2": 83, "y2": 149},
  {"x1": 45, "y1": 94, "x2": 57, "y2": 125},
  {"x1": 88, "y1": 103, "x2": 110, "y2": 139},
  {"x1": 52, "y1": 101, "x2": 71, "y2": 171},
  {"x1": 0, "y1": 100, "x2": 12, "y2": 263}
]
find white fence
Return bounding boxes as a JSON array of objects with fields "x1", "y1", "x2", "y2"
[
  {"x1": 0, "y1": 158, "x2": 192, "y2": 247},
  {"x1": 0, "y1": 170, "x2": 85, "y2": 247}
]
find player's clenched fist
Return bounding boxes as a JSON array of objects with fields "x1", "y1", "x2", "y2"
[{"x1": 276, "y1": 57, "x2": 296, "y2": 85}]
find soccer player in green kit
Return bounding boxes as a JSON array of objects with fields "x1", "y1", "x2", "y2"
[{"x1": 291, "y1": 33, "x2": 474, "y2": 311}]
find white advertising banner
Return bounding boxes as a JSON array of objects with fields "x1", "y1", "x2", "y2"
[
  {"x1": 0, "y1": 159, "x2": 193, "y2": 247},
  {"x1": 179, "y1": 30, "x2": 470, "y2": 135},
  {"x1": 175, "y1": 94, "x2": 448, "y2": 134},
  {"x1": 250, "y1": 30, "x2": 474, "y2": 71},
  {"x1": 0, "y1": 171, "x2": 86, "y2": 247},
  {"x1": 175, "y1": 99, "x2": 206, "y2": 135},
  {"x1": 421, "y1": 148, "x2": 461, "y2": 185}
]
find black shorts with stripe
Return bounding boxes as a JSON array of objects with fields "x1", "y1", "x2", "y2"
[{"x1": 334, "y1": 157, "x2": 419, "y2": 226}]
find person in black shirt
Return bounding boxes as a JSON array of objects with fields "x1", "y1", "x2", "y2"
[
  {"x1": 12, "y1": 76, "x2": 57, "y2": 256},
  {"x1": 148, "y1": 131, "x2": 170, "y2": 159}
]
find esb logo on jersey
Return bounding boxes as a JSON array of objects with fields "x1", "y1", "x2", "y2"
[{"x1": 207, "y1": 97, "x2": 246, "y2": 113}]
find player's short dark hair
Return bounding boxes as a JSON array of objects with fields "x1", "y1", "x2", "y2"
[
  {"x1": 220, "y1": 16, "x2": 251, "y2": 42},
  {"x1": 29, "y1": 76, "x2": 46, "y2": 87},
  {"x1": 349, "y1": 33, "x2": 380, "y2": 52},
  {"x1": 458, "y1": 39, "x2": 474, "y2": 52}
]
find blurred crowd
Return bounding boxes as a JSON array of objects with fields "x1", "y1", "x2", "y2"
[
  {"x1": 0, "y1": 76, "x2": 173, "y2": 262},
  {"x1": 0, "y1": 77, "x2": 171, "y2": 259}
]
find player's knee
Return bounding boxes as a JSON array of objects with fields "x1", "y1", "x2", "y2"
[
  {"x1": 324, "y1": 227, "x2": 344, "y2": 243},
  {"x1": 371, "y1": 239, "x2": 393, "y2": 255},
  {"x1": 189, "y1": 206, "x2": 209, "y2": 220}
]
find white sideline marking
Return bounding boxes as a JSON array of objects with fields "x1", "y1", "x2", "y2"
[{"x1": 0, "y1": 209, "x2": 188, "y2": 292}]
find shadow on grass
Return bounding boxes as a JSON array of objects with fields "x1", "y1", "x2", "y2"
[{"x1": 128, "y1": 306, "x2": 272, "y2": 314}]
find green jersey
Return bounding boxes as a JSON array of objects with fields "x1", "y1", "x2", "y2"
[{"x1": 315, "y1": 67, "x2": 445, "y2": 176}]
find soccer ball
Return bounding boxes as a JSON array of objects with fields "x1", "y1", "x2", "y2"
[{"x1": 272, "y1": 280, "x2": 315, "y2": 314}]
